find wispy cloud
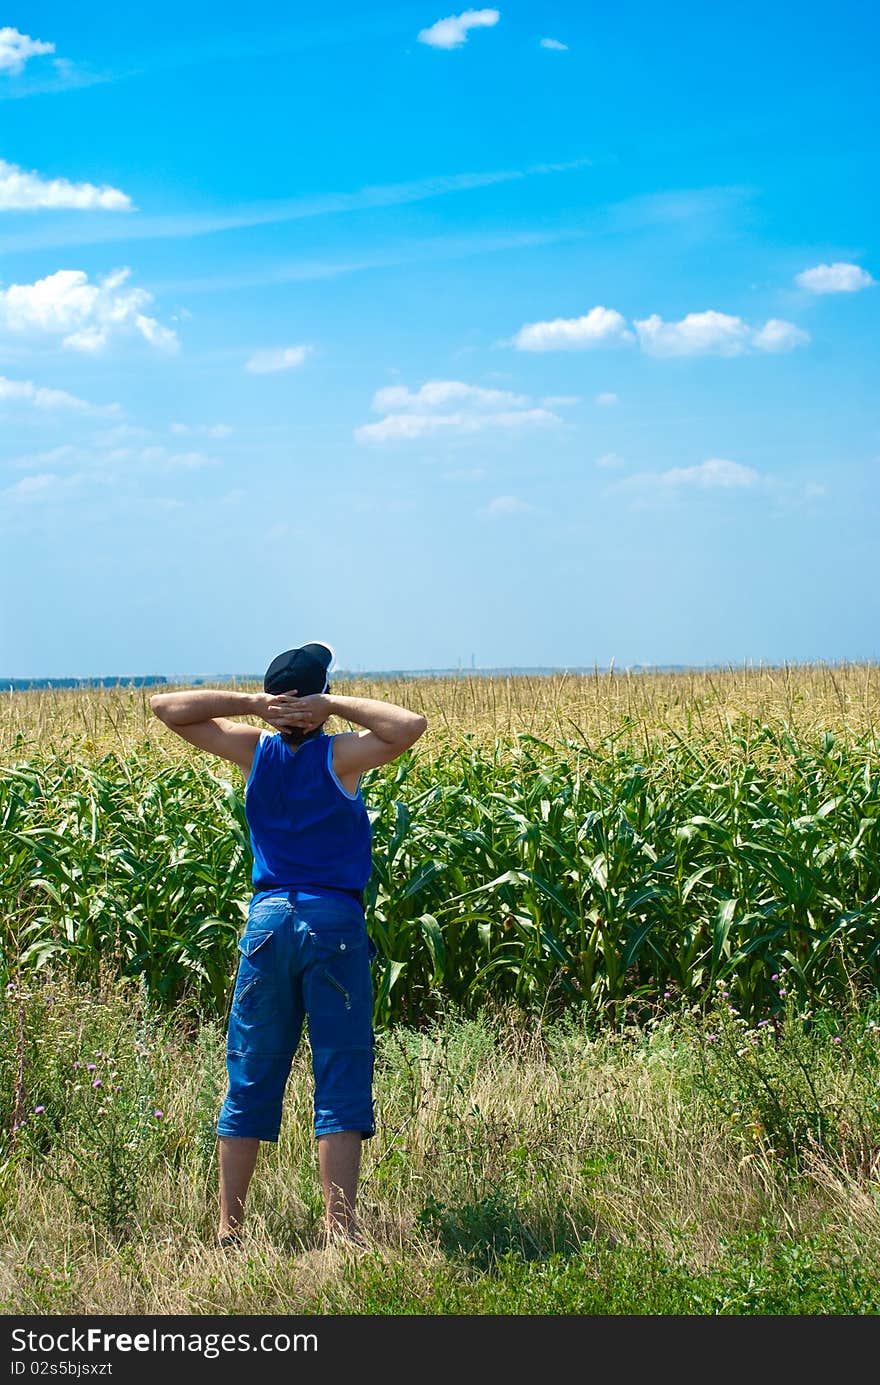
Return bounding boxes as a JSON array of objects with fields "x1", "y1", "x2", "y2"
[
  {"x1": 8, "y1": 440, "x2": 219, "y2": 476},
  {"x1": 245, "y1": 345, "x2": 311, "y2": 374},
  {"x1": 0, "y1": 374, "x2": 120, "y2": 415},
  {"x1": 512, "y1": 307, "x2": 633, "y2": 351},
  {"x1": 357, "y1": 407, "x2": 558, "y2": 443},
  {"x1": 539, "y1": 37, "x2": 568, "y2": 51},
  {"x1": 139, "y1": 447, "x2": 218, "y2": 470},
  {"x1": 635, "y1": 311, "x2": 809, "y2": 356},
  {"x1": 795, "y1": 262, "x2": 875, "y2": 294},
  {"x1": 151, "y1": 226, "x2": 587, "y2": 297},
  {"x1": 0, "y1": 158, "x2": 590, "y2": 254},
  {"x1": 655, "y1": 458, "x2": 759, "y2": 488},
  {"x1": 3, "y1": 471, "x2": 65, "y2": 501},
  {"x1": 613, "y1": 457, "x2": 760, "y2": 496},
  {"x1": 595, "y1": 392, "x2": 619, "y2": 406},
  {"x1": 418, "y1": 9, "x2": 500, "y2": 49},
  {"x1": 372, "y1": 380, "x2": 528, "y2": 411},
  {"x1": 170, "y1": 421, "x2": 233, "y2": 438},
  {"x1": 481, "y1": 494, "x2": 536, "y2": 516},
  {"x1": 0, "y1": 268, "x2": 178, "y2": 353},
  {"x1": 596, "y1": 452, "x2": 625, "y2": 470},
  {"x1": 357, "y1": 377, "x2": 560, "y2": 443},
  {"x1": 0, "y1": 27, "x2": 54, "y2": 75},
  {"x1": 443, "y1": 466, "x2": 486, "y2": 482}
]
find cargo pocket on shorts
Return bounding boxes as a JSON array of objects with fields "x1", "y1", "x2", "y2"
[{"x1": 232, "y1": 928, "x2": 274, "y2": 1017}]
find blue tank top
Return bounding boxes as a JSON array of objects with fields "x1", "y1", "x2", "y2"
[{"x1": 244, "y1": 731, "x2": 372, "y2": 901}]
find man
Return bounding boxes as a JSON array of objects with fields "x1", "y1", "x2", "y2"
[{"x1": 150, "y1": 642, "x2": 427, "y2": 1247}]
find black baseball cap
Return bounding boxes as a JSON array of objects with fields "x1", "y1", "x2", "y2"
[{"x1": 263, "y1": 641, "x2": 336, "y2": 696}]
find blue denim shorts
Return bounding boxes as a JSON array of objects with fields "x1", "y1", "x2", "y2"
[{"x1": 216, "y1": 890, "x2": 375, "y2": 1143}]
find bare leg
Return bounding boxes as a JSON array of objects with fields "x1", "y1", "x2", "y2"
[
  {"x1": 218, "y1": 1135, "x2": 260, "y2": 1241},
  {"x1": 317, "y1": 1130, "x2": 362, "y2": 1241}
]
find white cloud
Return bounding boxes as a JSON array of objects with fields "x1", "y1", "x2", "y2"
[
  {"x1": 482, "y1": 494, "x2": 534, "y2": 516},
  {"x1": 634, "y1": 310, "x2": 808, "y2": 357},
  {"x1": 596, "y1": 452, "x2": 624, "y2": 470},
  {"x1": 539, "y1": 37, "x2": 568, "y2": 50},
  {"x1": 595, "y1": 391, "x2": 619, "y2": 406},
  {"x1": 0, "y1": 159, "x2": 132, "y2": 211},
  {"x1": 418, "y1": 8, "x2": 500, "y2": 49},
  {"x1": 795, "y1": 262, "x2": 875, "y2": 294},
  {"x1": 513, "y1": 307, "x2": 809, "y2": 358},
  {"x1": 372, "y1": 379, "x2": 528, "y2": 411},
  {"x1": 659, "y1": 458, "x2": 758, "y2": 488},
  {"x1": 356, "y1": 407, "x2": 558, "y2": 443},
  {"x1": 170, "y1": 421, "x2": 233, "y2": 438},
  {"x1": 245, "y1": 345, "x2": 311, "y2": 374},
  {"x1": 617, "y1": 458, "x2": 760, "y2": 494},
  {"x1": 0, "y1": 27, "x2": 54, "y2": 75},
  {"x1": 751, "y1": 318, "x2": 810, "y2": 353},
  {"x1": 358, "y1": 376, "x2": 560, "y2": 442},
  {"x1": 540, "y1": 394, "x2": 580, "y2": 407},
  {"x1": 0, "y1": 374, "x2": 119, "y2": 415},
  {"x1": 134, "y1": 314, "x2": 179, "y2": 352},
  {"x1": 0, "y1": 268, "x2": 179, "y2": 353},
  {"x1": 512, "y1": 306, "x2": 633, "y2": 351}
]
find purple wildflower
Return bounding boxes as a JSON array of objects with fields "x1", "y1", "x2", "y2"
[
  {"x1": 153, "y1": 1109, "x2": 164, "y2": 1120},
  {"x1": 34, "y1": 1105, "x2": 45, "y2": 1114},
  {"x1": 86, "y1": 1063, "x2": 96, "y2": 1072},
  {"x1": 92, "y1": 1078, "x2": 102, "y2": 1089}
]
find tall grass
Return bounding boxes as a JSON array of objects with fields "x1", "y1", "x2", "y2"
[{"x1": 1, "y1": 974, "x2": 879, "y2": 1314}]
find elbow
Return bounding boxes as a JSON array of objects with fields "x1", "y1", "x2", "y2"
[
  {"x1": 150, "y1": 694, "x2": 172, "y2": 723},
  {"x1": 406, "y1": 713, "x2": 428, "y2": 746}
]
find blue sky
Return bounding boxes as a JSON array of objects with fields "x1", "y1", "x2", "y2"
[{"x1": 0, "y1": 1, "x2": 877, "y2": 677}]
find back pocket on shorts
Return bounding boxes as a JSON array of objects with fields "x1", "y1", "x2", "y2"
[{"x1": 307, "y1": 928, "x2": 368, "y2": 1013}]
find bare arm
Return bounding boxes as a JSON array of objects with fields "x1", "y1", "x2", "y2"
[
  {"x1": 150, "y1": 689, "x2": 273, "y2": 774},
  {"x1": 265, "y1": 691, "x2": 427, "y2": 787}
]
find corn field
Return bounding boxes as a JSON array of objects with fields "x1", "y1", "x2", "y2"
[{"x1": 2, "y1": 665, "x2": 879, "y2": 1026}]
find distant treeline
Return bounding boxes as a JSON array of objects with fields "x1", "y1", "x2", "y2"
[
  {"x1": 4, "y1": 664, "x2": 814, "y2": 692},
  {"x1": 2, "y1": 677, "x2": 170, "y2": 691}
]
